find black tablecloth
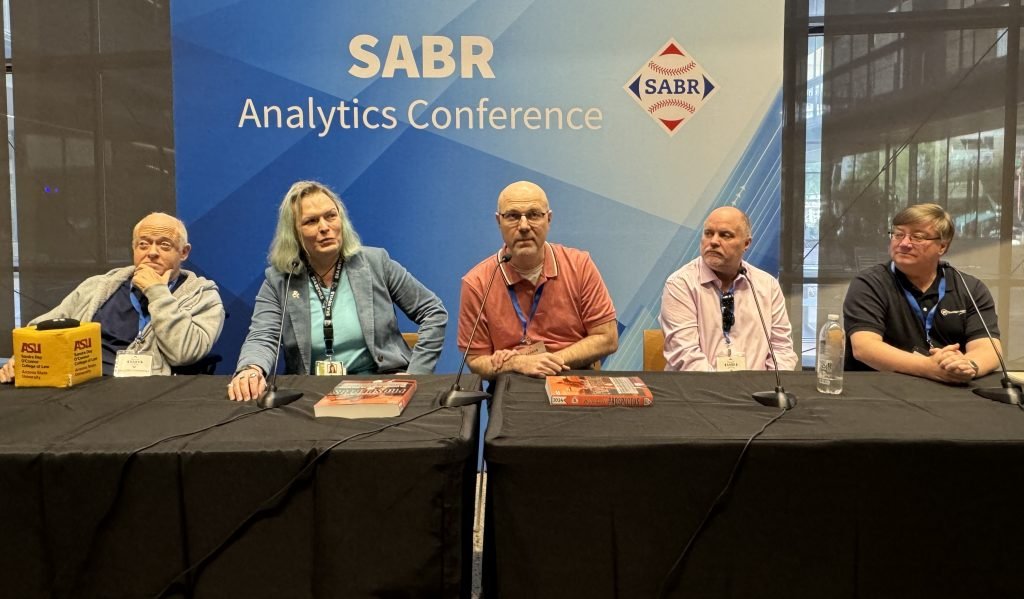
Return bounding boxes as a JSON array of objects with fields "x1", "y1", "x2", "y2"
[
  {"x1": 484, "y1": 371, "x2": 1024, "y2": 599},
  {"x1": 0, "y1": 374, "x2": 479, "y2": 599}
]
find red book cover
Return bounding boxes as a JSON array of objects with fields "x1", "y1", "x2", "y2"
[
  {"x1": 314, "y1": 379, "x2": 417, "y2": 418},
  {"x1": 545, "y1": 376, "x2": 654, "y2": 407}
]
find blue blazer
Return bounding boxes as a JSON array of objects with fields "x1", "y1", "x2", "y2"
[{"x1": 236, "y1": 247, "x2": 447, "y2": 375}]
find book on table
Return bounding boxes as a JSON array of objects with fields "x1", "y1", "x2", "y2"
[
  {"x1": 314, "y1": 379, "x2": 417, "y2": 418},
  {"x1": 545, "y1": 375, "x2": 653, "y2": 407}
]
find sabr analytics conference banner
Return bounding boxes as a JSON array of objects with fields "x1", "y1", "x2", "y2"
[{"x1": 170, "y1": 0, "x2": 784, "y2": 372}]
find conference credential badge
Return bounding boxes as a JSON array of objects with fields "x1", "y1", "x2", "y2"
[{"x1": 114, "y1": 350, "x2": 154, "y2": 377}]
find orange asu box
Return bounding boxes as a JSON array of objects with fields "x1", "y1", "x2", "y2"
[{"x1": 12, "y1": 322, "x2": 102, "y2": 388}]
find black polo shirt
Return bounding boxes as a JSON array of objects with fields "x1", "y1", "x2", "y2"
[{"x1": 842, "y1": 262, "x2": 998, "y2": 371}]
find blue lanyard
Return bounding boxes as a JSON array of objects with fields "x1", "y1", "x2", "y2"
[
  {"x1": 891, "y1": 262, "x2": 945, "y2": 343},
  {"x1": 129, "y1": 276, "x2": 180, "y2": 335},
  {"x1": 507, "y1": 283, "x2": 545, "y2": 344},
  {"x1": 129, "y1": 291, "x2": 150, "y2": 333}
]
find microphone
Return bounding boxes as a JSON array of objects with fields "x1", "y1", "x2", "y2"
[
  {"x1": 257, "y1": 260, "x2": 304, "y2": 408},
  {"x1": 442, "y1": 253, "x2": 512, "y2": 408},
  {"x1": 940, "y1": 261, "x2": 1021, "y2": 405},
  {"x1": 740, "y1": 266, "x2": 797, "y2": 410}
]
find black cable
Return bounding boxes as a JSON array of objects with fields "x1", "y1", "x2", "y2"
[
  {"x1": 656, "y1": 408, "x2": 788, "y2": 599},
  {"x1": 153, "y1": 404, "x2": 448, "y2": 599},
  {"x1": 802, "y1": 28, "x2": 1009, "y2": 263},
  {"x1": 64, "y1": 405, "x2": 270, "y2": 598}
]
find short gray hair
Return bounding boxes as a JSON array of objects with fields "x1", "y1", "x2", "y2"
[
  {"x1": 133, "y1": 212, "x2": 188, "y2": 249},
  {"x1": 268, "y1": 181, "x2": 362, "y2": 273}
]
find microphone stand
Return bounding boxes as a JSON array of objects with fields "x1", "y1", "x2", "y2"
[
  {"x1": 442, "y1": 254, "x2": 511, "y2": 408},
  {"x1": 944, "y1": 263, "x2": 1022, "y2": 405},
  {"x1": 257, "y1": 260, "x2": 304, "y2": 408},
  {"x1": 742, "y1": 267, "x2": 797, "y2": 410}
]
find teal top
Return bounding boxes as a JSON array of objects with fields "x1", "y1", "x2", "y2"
[{"x1": 308, "y1": 269, "x2": 375, "y2": 374}]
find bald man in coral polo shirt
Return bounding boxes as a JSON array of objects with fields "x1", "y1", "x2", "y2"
[{"x1": 457, "y1": 181, "x2": 618, "y2": 378}]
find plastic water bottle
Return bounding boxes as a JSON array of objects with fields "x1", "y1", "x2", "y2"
[{"x1": 816, "y1": 314, "x2": 845, "y2": 395}]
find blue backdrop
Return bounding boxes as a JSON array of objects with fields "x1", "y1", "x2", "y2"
[{"x1": 170, "y1": 0, "x2": 785, "y2": 372}]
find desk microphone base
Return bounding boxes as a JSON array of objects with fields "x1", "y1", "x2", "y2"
[
  {"x1": 256, "y1": 388, "x2": 303, "y2": 409},
  {"x1": 441, "y1": 388, "x2": 490, "y2": 408},
  {"x1": 973, "y1": 381, "x2": 1023, "y2": 405},
  {"x1": 753, "y1": 388, "x2": 797, "y2": 410}
]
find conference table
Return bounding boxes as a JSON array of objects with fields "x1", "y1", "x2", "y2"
[
  {"x1": 0, "y1": 374, "x2": 480, "y2": 599},
  {"x1": 483, "y1": 370, "x2": 1024, "y2": 599}
]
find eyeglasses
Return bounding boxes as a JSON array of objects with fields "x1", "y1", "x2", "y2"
[
  {"x1": 720, "y1": 292, "x2": 735, "y2": 334},
  {"x1": 498, "y1": 210, "x2": 549, "y2": 225},
  {"x1": 888, "y1": 231, "x2": 941, "y2": 245}
]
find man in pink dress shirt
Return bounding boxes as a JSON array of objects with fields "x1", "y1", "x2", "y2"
[{"x1": 659, "y1": 206, "x2": 797, "y2": 372}]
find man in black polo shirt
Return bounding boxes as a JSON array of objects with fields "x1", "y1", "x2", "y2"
[{"x1": 843, "y1": 203, "x2": 1000, "y2": 383}]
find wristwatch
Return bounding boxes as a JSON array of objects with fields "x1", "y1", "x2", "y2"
[{"x1": 968, "y1": 359, "x2": 980, "y2": 376}]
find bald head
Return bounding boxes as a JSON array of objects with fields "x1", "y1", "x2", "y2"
[
  {"x1": 132, "y1": 212, "x2": 191, "y2": 280},
  {"x1": 704, "y1": 206, "x2": 751, "y2": 238},
  {"x1": 700, "y1": 206, "x2": 752, "y2": 284},
  {"x1": 495, "y1": 180, "x2": 552, "y2": 269},
  {"x1": 497, "y1": 180, "x2": 550, "y2": 213},
  {"x1": 133, "y1": 212, "x2": 188, "y2": 249}
]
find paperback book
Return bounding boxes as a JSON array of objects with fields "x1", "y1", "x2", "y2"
[
  {"x1": 314, "y1": 379, "x2": 417, "y2": 418},
  {"x1": 545, "y1": 376, "x2": 653, "y2": 407}
]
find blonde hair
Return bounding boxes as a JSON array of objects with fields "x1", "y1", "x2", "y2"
[
  {"x1": 267, "y1": 181, "x2": 362, "y2": 273},
  {"x1": 892, "y1": 203, "x2": 954, "y2": 245}
]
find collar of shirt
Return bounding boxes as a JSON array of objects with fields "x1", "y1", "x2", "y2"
[
  {"x1": 498, "y1": 242, "x2": 559, "y2": 286},
  {"x1": 893, "y1": 265, "x2": 942, "y2": 303},
  {"x1": 697, "y1": 257, "x2": 748, "y2": 292}
]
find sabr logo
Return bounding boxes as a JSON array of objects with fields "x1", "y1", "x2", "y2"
[
  {"x1": 21, "y1": 342, "x2": 42, "y2": 354},
  {"x1": 624, "y1": 39, "x2": 718, "y2": 136}
]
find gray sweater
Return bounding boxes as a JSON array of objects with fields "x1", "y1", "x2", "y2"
[{"x1": 30, "y1": 265, "x2": 225, "y2": 375}]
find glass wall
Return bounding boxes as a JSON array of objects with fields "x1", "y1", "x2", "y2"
[
  {"x1": 784, "y1": 0, "x2": 1024, "y2": 367},
  {"x1": 2, "y1": 0, "x2": 174, "y2": 354}
]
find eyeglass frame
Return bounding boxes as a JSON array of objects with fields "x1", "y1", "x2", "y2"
[
  {"x1": 888, "y1": 230, "x2": 942, "y2": 245},
  {"x1": 497, "y1": 209, "x2": 550, "y2": 225},
  {"x1": 720, "y1": 292, "x2": 735, "y2": 334}
]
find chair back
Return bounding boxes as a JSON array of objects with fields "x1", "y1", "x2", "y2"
[{"x1": 643, "y1": 329, "x2": 667, "y2": 371}]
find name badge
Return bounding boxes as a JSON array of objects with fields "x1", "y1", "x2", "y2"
[
  {"x1": 515, "y1": 341, "x2": 548, "y2": 356},
  {"x1": 113, "y1": 351, "x2": 154, "y2": 377},
  {"x1": 315, "y1": 359, "x2": 346, "y2": 376},
  {"x1": 715, "y1": 351, "x2": 746, "y2": 372}
]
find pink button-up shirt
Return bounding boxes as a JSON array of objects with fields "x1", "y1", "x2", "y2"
[{"x1": 660, "y1": 257, "x2": 798, "y2": 371}]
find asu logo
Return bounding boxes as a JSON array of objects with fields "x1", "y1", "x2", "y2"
[
  {"x1": 624, "y1": 39, "x2": 718, "y2": 136},
  {"x1": 74, "y1": 339, "x2": 92, "y2": 350},
  {"x1": 21, "y1": 342, "x2": 42, "y2": 354}
]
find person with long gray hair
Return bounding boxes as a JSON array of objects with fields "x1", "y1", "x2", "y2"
[{"x1": 228, "y1": 181, "x2": 447, "y2": 401}]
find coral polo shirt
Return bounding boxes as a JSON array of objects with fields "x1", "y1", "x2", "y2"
[{"x1": 457, "y1": 243, "x2": 616, "y2": 355}]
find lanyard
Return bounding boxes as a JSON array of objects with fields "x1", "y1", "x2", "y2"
[
  {"x1": 129, "y1": 290, "x2": 151, "y2": 334},
  {"x1": 128, "y1": 275, "x2": 180, "y2": 337},
  {"x1": 309, "y1": 260, "x2": 342, "y2": 357},
  {"x1": 891, "y1": 262, "x2": 946, "y2": 343},
  {"x1": 507, "y1": 283, "x2": 545, "y2": 345}
]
